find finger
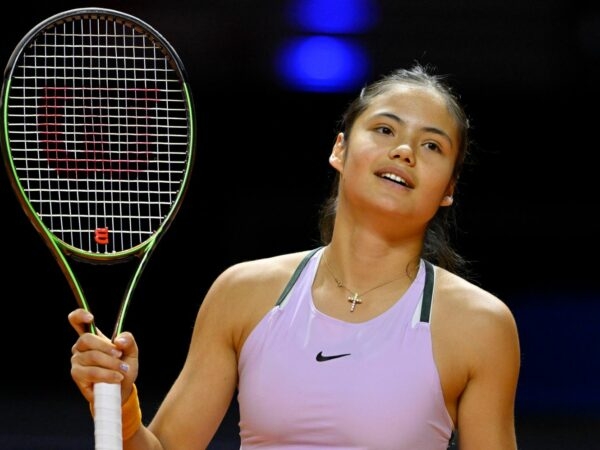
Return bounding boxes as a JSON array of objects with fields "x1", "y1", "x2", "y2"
[
  {"x1": 113, "y1": 332, "x2": 137, "y2": 358},
  {"x1": 68, "y1": 308, "x2": 111, "y2": 339},
  {"x1": 113, "y1": 332, "x2": 139, "y2": 386},
  {"x1": 70, "y1": 362, "x2": 125, "y2": 403},
  {"x1": 71, "y1": 333, "x2": 121, "y2": 359},
  {"x1": 67, "y1": 308, "x2": 94, "y2": 336},
  {"x1": 70, "y1": 339, "x2": 128, "y2": 405},
  {"x1": 70, "y1": 341, "x2": 127, "y2": 381}
]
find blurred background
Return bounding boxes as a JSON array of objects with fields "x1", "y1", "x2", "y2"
[{"x1": 0, "y1": 0, "x2": 598, "y2": 448}]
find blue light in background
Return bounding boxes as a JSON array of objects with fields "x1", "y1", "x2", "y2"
[
  {"x1": 275, "y1": 36, "x2": 369, "y2": 93},
  {"x1": 274, "y1": 0, "x2": 379, "y2": 93},
  {"x1": 285, "y1": 0, "x2": 380, "y2": 34}
]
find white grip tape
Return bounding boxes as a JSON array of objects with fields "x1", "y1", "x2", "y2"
[{"x1": 94, "y1": 382, "x2": 123, "y2": 450}]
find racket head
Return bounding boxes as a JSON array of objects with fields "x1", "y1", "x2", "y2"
[{"x1": 1, "y1": 7, "x2": 196, "y2": 264}]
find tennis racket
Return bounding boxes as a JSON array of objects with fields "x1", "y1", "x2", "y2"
[{"x1": 0, "y1": 7, "x2": 195, "y2": 450}]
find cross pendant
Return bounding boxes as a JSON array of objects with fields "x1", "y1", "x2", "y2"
[{"x1": 347, "y1": 293, "x2": 362, "y2": 312}]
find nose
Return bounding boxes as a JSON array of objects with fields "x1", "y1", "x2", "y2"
[{"x1": 389, "y1": 143, "x2": 415, "y2": 165}]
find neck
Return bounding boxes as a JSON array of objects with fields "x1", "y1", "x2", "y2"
[
  {"x1": 323, "y1": 242, "x2": 421, "y2": 287},
  {"x1": 321, "y1": 245, "x2": 420, "y2": 312}
]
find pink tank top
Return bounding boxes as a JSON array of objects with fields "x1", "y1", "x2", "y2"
[{"x1": 237, "y1": 247, "x2": 454, "y2": 449}]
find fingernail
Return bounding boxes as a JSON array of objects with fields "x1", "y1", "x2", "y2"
[
  {"x1": 111, "y1": 349, "x2": 123, "y2": 358},
  {"x1": 119, "y1": 362, "x2": 129, "y2": 373}
]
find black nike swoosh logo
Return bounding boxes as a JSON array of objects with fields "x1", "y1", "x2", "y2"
[{"x1": 316, "y1": 351, "x2": 351, "y2": 362}]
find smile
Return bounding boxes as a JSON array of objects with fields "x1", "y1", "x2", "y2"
[{"x1": 380, "y1": 172, "x2": 410, "y2": 187}]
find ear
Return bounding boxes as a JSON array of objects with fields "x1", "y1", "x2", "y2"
[
  {"x1": 440, "y1": 194, "x2": 454, "y2": 207},
  {"x1": 329, "y1": 133, "x2": 345, "y2": 172},
  {"x1": 440, "y1": 183, "x2": 455, "y2": 207}
]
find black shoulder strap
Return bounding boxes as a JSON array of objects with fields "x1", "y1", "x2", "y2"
[
  {"x1": 419, "y1": 260, "x2": 435, "y2": 323},
  {"x1": 275, "y1": 247, "x2": 322, "y2": 306}
]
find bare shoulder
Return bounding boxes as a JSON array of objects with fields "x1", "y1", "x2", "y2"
[
  {"x1": 432, "y1": 266, "x2": 520, "y2": 446},
  {"x1": 432, "y1": 265, "x2": 520, "y2": 371},
  {"x1": 216, "y1": 249, "x2": 317, "y2": 293},
  {"x1": 198, "y1": 249, "x2": 319, "y2": 348},
  {"x1": 434, "y1": 266, "x2": 517, "y2": 330},
  {"x1": 432, "y1": 266, "x2": 521, "y2": 415},
  {"x1": 433, "y1": 264, "x2": 520, "y2": 359}
]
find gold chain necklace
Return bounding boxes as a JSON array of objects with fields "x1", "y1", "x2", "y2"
[{"x1": 323, "y1": 251, "x2": 406, "y2": 312}]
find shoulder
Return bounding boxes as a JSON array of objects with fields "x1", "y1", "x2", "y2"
[
  {"x1": 198, "y1": 248, "x2": 320, "y2": 347},
  {"x1": 215, "y1": 249, "x2": 318, "y2": 293},
  {"x1": 431, "y1": 266, "x2": 520, "y2": 412},
  {"x1": 430, "y1": 265, "x2": 519, "y2": 357},
  {"x1": 433, "y1": 266, "x2": 516, "y2": 327},
  {"x1": 432, "y1": 265, "x2": 520, "y2": 367}
]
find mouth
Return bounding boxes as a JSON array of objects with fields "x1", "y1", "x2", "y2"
[{"x1": 379, "y1": 172, "x2": 412, "y2": 188}]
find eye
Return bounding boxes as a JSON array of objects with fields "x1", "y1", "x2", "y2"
[
  {"x1": 375, "y1": 125, "x2": 394, "y2": 136},
  {"x1": 423, "y1": 141, "x2": 442, "y2": 153}
]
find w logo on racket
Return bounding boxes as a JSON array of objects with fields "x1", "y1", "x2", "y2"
[
  {"x1": 4, "y1": 22, "x2": 192, "y2": 254},
  {"x1": 39, "y1": 85, "x2": 160, "y2": 178}
]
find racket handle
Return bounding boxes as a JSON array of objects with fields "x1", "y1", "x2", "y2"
[{"x1": 93, "y1": 382, "x2": 123, "y2": 450}]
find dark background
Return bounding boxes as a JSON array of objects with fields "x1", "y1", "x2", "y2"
[{"x1": 1, "y1": 0, "x2": 599, "y2": 449}]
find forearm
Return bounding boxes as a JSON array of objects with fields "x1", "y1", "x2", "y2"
[
  {"x1": 124, "y1": 424, "x2": 165, "y2": 450},
  {"x1": 121, "y1": 385, "x2": 165, "y2": 450}
]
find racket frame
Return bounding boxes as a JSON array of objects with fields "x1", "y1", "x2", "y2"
[
  {"x1": 1, "y1": 7, "x2": 196, "y2": 337},
  {"x1": 0, "y1": 8, "x2": 196, "y2": 450}
]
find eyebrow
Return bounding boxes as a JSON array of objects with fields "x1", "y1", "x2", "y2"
[{"x1": 374, "y1": 112, "x2": 454, "y2": 147}]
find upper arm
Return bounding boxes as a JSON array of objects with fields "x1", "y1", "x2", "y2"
[
  {"x1": 136, "y1": 251, "x2": 324, "y2": 449},
  {"x1": 455, "y1": 298, "x2": 521, "y2": 450},
  {"x1": 146, "y1": 265, "x2": 244, "y2": 449}
]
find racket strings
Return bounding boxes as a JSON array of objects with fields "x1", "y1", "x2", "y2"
[{"x1": 6, "y1": 14, "x2": 191, "y2": 255}]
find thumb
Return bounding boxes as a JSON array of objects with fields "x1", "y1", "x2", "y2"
[{"x1": 113, "y1": 331, "x2": 140, "y2": 386}]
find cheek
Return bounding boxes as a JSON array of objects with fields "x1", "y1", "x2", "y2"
[
  {"x1": 347, "y1": 139, "x2": 379, "y2": 167},
  {"x1": 424, "y1": 164, "x2": 455, "y2": 196},
  {"x1": 343, "y1": 156, "x2": 374, "y2": 185},
  {"x1": 337, "y1": 148, "x2": 363, "y2": 175}
]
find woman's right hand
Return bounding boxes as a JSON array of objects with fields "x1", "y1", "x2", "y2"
[{"x1": 68, "y1": 308, "x2": 139, "y2": 405}]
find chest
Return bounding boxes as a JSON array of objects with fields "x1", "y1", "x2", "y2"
[{"x1": 237, "y1": 301, "x2": 453, "y2": 449}]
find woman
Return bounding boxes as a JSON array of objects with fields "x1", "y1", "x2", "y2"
[{"x1": 69, "y1": 63, "x2": 521, "y2": 449}]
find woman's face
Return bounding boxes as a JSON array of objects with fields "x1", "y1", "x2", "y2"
[{"x1": 329, "y1": 84, "x2": 459, "y2": 232}]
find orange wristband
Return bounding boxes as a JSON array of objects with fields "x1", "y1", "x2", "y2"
[
  {"x1": 121, "y1": 384, "x2": 142, "y2": 441},
  {"x1": 89, "y1": 384, "x2": 142, "y2": 441}
]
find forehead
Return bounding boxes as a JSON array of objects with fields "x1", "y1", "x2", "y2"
[
  {"x1": 363, "y1": 84, "x2": 458, "y2": 133},
  {"x1": 368, "y1": 84, "x2": 449, "y2": 113}
]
